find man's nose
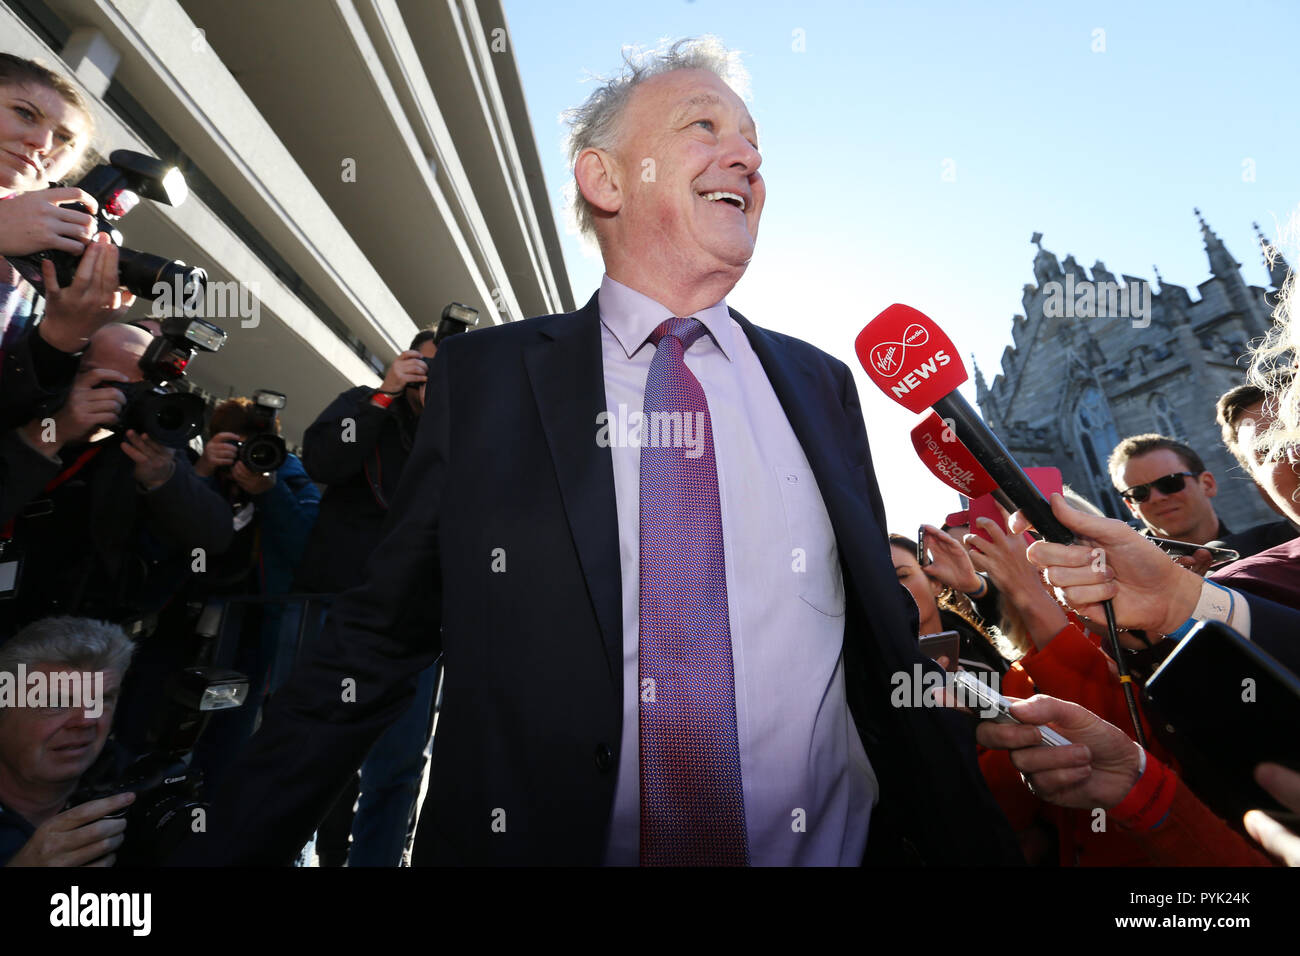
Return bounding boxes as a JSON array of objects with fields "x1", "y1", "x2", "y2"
[
  {"x1": 720, "y1": 130, "x2": 761, "y2": 173},
  {"x1": 58, "y1": 715, "x2": 97, "y2": 737},
  {"x1": 1145, "y1": 484, "x2": 1179, "y2": 504}
]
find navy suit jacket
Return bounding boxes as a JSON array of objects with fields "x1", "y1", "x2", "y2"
[
  {"x1": 1239, "y1": 593, "x2": 1300, "y2": 676},
  {"x1": 178, "y1": 293, "x2": 1022, "y2": 866}
]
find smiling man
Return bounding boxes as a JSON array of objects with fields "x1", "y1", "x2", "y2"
[
  {"x1": 1109, "y1": 434, "x2": 1228, "y2": 545},
  {"x1": 182, "y1": 37, "x2": 1019, "y2": 867}
]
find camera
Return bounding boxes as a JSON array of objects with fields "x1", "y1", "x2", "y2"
[
  {"x1": 105, "y1": 315, "x2": 227, "y2": 448},
  {"x1": 224, "y1": 390, "x2": 287, "y2": 472},
  {"x1": 69, "y1": 667, "x2": 248, "y2": 867},
  {"x1": 402, "y1": 304, "x2": 478, "y2": 393},
  {"x1": 433, "y1": 302, "x2": 479, "y2": 344},
  {"x1": 10, "y1": 150, "x2": 208, "y2": 305}
]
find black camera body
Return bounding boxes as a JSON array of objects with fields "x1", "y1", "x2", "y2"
[
  {"x1": 222, "y1": 390, "x2": 287, "y2": 472},
  {"x1": 115, "y1": 381, "x2": 208, "y2": 448},
  {"x1": 10, "y1": 150, "x2": 207, "y2": 304},
  {"x1": 69, "y1": 667, "x2": 248, "y2": 867},
  {"x1": 69, "y1": 747, "x2": 206, "y2": 868},
  {"x1": 98, "y1": 315, "x2": 227, "y2": 448}
]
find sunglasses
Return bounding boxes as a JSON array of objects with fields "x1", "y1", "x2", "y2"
[{"x1": 1120, "y1": 471, "x2": 1200, "y2": 503}]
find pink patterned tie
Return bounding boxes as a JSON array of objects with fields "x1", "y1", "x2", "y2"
[{"x1": 638, "y1": 317, "x2": 749, "y2": 866}]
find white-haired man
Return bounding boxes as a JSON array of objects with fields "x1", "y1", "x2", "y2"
[
  {"x1": 0, "y1": 616, "x2": 135, "y2": 866},
  {"x1": 182, "y1": 38, "x2": 1019, "y2": 866}
]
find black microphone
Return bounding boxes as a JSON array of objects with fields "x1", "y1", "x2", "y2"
[
  {"x1": 856, "y1": 304, "x2": 1073, "y2": 544},
  {"x1": 857, "y1": 303, "x2": 1146, "y2": 747}
]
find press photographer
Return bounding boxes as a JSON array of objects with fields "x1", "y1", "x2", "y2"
[
  {"x1": 1, "y1": 56, "x2": 200, "y2": 435},
  {"x1": 0, "y1": 322, "x2": 233, "y2": 639},
  {"x1": 0, "y1": 615, "x2": 134, "y2": 867},
  {"x1": 183, "y1": 392, "x2": 318, "y2": 791},
  {"x1": 295, "y1": 310, "x2": 472, "y2": 866},
  {"x1": 1, "y1": 57, "x2": 137, "y2": 524}
]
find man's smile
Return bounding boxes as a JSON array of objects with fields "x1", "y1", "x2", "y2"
[{"x1": 698, "y1": 190, "x2": 746, "y2": 210}]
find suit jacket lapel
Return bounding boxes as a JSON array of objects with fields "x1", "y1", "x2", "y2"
[{"x1": 523, "y1": 294, "x2": 623, "y2": 681}]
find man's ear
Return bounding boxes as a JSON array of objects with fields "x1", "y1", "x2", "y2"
[
  {"x1": 1199, "y1": 470, "x2": 1218, "y2": 498},
  {"x1": 574, "y1": 147, "x2": 623, "y2": 216}
]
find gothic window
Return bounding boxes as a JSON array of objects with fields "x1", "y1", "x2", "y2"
[
  {"x1": 1149, "y1": 393, "x2": 1186, "y2": 441},
  {"x1": 1075, "y1": 387, "x2": 1125, "y2": 516}
]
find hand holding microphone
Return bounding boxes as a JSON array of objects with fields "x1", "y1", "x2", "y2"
[
  {"x1": 1010, "y1": 493, "x2": 1204, "y2": 636},
  {"x1": 857, "y1": 303, "x2": 1145, "y2": 744}
]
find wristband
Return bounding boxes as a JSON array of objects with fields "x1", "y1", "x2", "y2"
[
  {"x1": 964, "y1": 573, "x2": 989, "y2": 599},
  {"x1": 369, "y1": 391, "x2": 395, "y2": 409},
  {"x1": 1110, "y1": 749, "x2": 1176, "y2": 831}
]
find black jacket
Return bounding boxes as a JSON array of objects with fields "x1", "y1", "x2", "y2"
[
  {"x1": 176, "y1": 295, "x2": 1023, "y2": 866},
  {"x1": 0, "y1": 323, "x2": 80, "y2": 432},
  {"x1": 0, "y1": 434, "x2": 234, "y2": 637},
  {"x1": 293, "y1": 386, "x2": 420, "y2": 594}
]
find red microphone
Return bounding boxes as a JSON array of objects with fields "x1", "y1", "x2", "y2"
[
  {"x1": 858, "y1": 304, "x2": 1151, "y2": 748},
  {"x1": 857, "y1": 304, "x2": 1073, "y2": 544},
  {"x1": 909, "y1": 411, "x2": 1015, "y2": 513}
]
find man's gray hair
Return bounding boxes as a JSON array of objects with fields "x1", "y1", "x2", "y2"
[
  {"x1": 563, "y1": 36, "x2": 752, "y2": 242},
  {"x1": 0, "y1": 616, "x2": 135, "y2": 678}
]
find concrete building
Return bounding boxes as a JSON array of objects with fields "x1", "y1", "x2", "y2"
[
  {"x1": 975, "y1": 214, "x2": 1289, "y2": 530},
  {"x1": 3, "y1": 0, "x2": 573, "y2": 440}
]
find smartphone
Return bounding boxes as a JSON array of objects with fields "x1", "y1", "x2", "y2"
[
  {"x1": 916, "y1": 524, "x2": 929, "y2": 566},
  {"x1": 950, "y1": 670, "x2": 1071, "y2": 746},
  {"x1": 919, "y1": 630, "x2": 960, "y2": 670},
  {"x1": 1149, "y1": 536, "x2": 1240, "y2": 566},
  {"x1": 1144, "y1": 619, "x2": 1300, "y2": 821}
]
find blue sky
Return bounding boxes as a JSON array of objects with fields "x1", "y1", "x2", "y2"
[{"x1": 501, "y1": 0, "x2": 1298, "y2": 534}]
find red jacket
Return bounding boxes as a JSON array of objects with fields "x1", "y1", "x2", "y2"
[{"x1": 979, "y1": 619, "x2": 1270, "y2": 865}]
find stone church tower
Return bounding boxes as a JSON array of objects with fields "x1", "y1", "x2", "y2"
[{"x1": 975, "y1": 213, "x2": 1290, "y2": 529}]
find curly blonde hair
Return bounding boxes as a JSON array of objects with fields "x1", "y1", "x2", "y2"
[{"x1": 1245, "y1": 206, "x2": 1300, "y2": 466}]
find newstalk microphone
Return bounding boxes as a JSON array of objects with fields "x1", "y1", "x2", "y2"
[
  {"x1": 909, "y1": 411, "x2": 1016, "y2": 516},
  {"x1": 858, "y1": 304, "x2": 1146, "y2": 747}
]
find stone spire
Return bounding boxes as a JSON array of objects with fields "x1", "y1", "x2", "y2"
[
  {"x1": 1030, "y1": 231, "x2": 1061, "y2": 288},
  {"x1": 1254, "y1": 221, "x2": 1292, "y2": 290},
  {"x1": 1195, "y1": 207, "x2": 1241, "y2": 278}
]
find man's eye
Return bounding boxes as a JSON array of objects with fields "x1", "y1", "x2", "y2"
[
  {"x1": 693, "y1": 119, "x2": 714, "y2": 132},
  {"x1": 12, "y1": 105, "x2": 34, "y2": 121}
]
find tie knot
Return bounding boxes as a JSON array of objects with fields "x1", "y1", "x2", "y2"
[{"x1": 649, "y1": 317, "x2": 707, "y2": 351}]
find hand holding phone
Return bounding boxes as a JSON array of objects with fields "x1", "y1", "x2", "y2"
[{"x1": 950, "y1": 670, "x2": 1070, "y2": 746}]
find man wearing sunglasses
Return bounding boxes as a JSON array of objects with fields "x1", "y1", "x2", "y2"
[{"x1": 1109, "y1": 434, "x2": 1228, "y2": 547}]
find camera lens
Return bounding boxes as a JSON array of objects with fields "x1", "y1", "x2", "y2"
[
  {"x1": 248, "y1": 444, "x2": 276, "y2": 470},
  {"x1": 122, "y1": 389, "x2": 205, "y2": 448},
  {"x1": 238, "y1": 434, "x2": 286, "y2": 472}
]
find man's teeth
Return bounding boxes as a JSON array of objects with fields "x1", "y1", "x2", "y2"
[{"x1": 700, "y1": 191, "x2": 745, "y2": 210}]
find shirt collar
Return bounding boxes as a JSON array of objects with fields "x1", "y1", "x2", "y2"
[{"x1": 597, "y1": 275, "x2": 735, "y2": 362}]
